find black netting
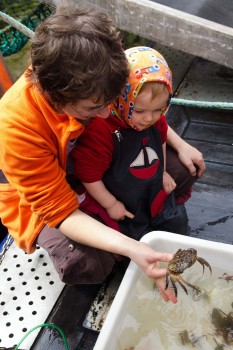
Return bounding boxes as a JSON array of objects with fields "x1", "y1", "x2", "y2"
[{"x1": 0, "y1": 1, "x2": 53, "y2": 56}]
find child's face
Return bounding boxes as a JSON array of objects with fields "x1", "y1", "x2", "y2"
[
  {"x1": 132, "y1": 84, "x2": 169, "y2": 131},
  {"x1": 63, "y1": 98, "x2": 110, "y2": 121}
]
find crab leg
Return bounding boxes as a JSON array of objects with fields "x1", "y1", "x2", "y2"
[
  {"x1": 165, "y1": 273, "x2": 169, "y2": 291},
  {"x1": 165, "y1": 274, "x2": 180, "y2": 297},
  {"x1": 178, "y1": 274, "x2": 202, "y2": 294},
  {"x1": 197, "y1": 257, "x2": 212, "y2": 275},
  {"x1": 170, "y1": 277, "x2": 179, "y2": 297},
  {"x1": 165, "y1": 274, "x2": 188, "y2": 297},
  {"x1": 177, "y1": 280, "x2": 188, "y2": 296}
]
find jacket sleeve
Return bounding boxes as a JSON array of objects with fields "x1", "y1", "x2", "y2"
[
  {"x1": 155, "y1": 115, "x2": 168, "y2": 144},
  {"x1": 72, "y1": 118, "x2": 114, "y2": 183},
  {"x1": 0, "y1": 105, "x2": 79, "y2": 229}
]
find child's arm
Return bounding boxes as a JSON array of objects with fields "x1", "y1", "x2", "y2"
[
  {"x1": 59, "y1": 208, "x2": 177, "y2": 303},
  {"x1": 167, "y1": 126, "x2": 206, "y2": 177},
  {"x1": 83, "y1": 180, "x2": 134, "y2": 220},
  {"x1": 162, "y1": 143, "x2": 176, "y2": 194}
]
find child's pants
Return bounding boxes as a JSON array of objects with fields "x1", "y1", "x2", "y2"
[{"x1": 166, "y1": 145, "x2": 198, "y2": 202}]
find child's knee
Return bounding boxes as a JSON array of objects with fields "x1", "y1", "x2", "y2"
[
  {"x1": 37, "y1": 225, "x2": 116, "y2": 285},
  {"x1": 53, "y1": 242, "x2": 116, "y2": 285}
]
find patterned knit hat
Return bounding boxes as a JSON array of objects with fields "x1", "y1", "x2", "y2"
[{"x1": 109, "y1": 46, "x2": 172, "y2": 130}]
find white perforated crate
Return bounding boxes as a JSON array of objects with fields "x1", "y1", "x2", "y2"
[{"x1": 0, "y1": 242, "x2": 64, "y2": 349}]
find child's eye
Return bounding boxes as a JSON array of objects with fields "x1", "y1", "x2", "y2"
[{"x1": 134, "y1": 109, "x2": 143, "y2": 114}]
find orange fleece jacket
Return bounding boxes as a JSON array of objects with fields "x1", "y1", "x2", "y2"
[{"x1": 0, "y1": 72, "x2": 84, "y2": 253}]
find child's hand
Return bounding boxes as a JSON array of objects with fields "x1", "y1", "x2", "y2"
[
  {"x1": 163, "y1": 170, "x2": 176, "y2": 194},
  {"x1": 107, "y1": 200, "x2": 134, "y2": 220},
  {"x1": 177, "y1": 143, "x2": 206, "y2": 178}
]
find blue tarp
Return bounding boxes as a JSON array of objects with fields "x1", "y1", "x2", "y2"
[{"x1": 0, "y1": 233, "x2": 13, "y2": 264}]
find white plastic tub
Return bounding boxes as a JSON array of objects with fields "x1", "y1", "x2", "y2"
[{"x1": 94, "y1": 231, "x2": 233, "y2": 350}]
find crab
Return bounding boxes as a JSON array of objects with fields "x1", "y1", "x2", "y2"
[
  {"x1": 218, "y1": 272, "x2": 233, "y2": 283},
  {"x1": 165, "y1": 248, "x2": 212, "y2": 297},
  {"x1": 179, "y1": 330, "x2": 207, "y2": 346},
  {"x1": 212, "y1": 308, "x2": 233, "y2": 344}
]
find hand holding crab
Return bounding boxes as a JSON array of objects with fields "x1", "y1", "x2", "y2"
[{"x1": 165, "y1": 248, "x2": 212, "y2": 297}]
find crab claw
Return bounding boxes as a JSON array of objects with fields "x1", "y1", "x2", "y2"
[
  {"x1": 165, "y1": 273, "x2": 180, "y2": 297},
  {"x1": 197, "y1": 257, "x2": 212, "y2": 275}
]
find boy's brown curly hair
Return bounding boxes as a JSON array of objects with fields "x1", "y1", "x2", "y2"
[{"x1": 26, "y1": 4, "x2": 129, "y2": 107}]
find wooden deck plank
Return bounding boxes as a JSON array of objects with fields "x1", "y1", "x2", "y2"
[
  {"x1": 152, "y1": 0, "x2": 233, "y2": 28},
  {"x1": 188, "y1": 140, "x2": 233, "y2": 166},
  {"x1": 80, "y1": 0, "x2": 233, "y2": 68},
  {"x1": 184, "y1": 123, "x2": 233, "y2": 145},
  {"x1": 187, "y1": 183, "x2": 233, "y2": 244},
  {"x1": 187, "y1": 109, "x2": 233, "y2": 125},
  {"x1": 175, "y1": 59, "x2": 233, "y2": 102},
  {"x1": 198, "y1": 163, "x2": 233, "y2": 188}
]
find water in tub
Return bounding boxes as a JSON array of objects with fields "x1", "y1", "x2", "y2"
[{"x1": 115, "y1": 264, "x2": 233, "y2": 350}]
